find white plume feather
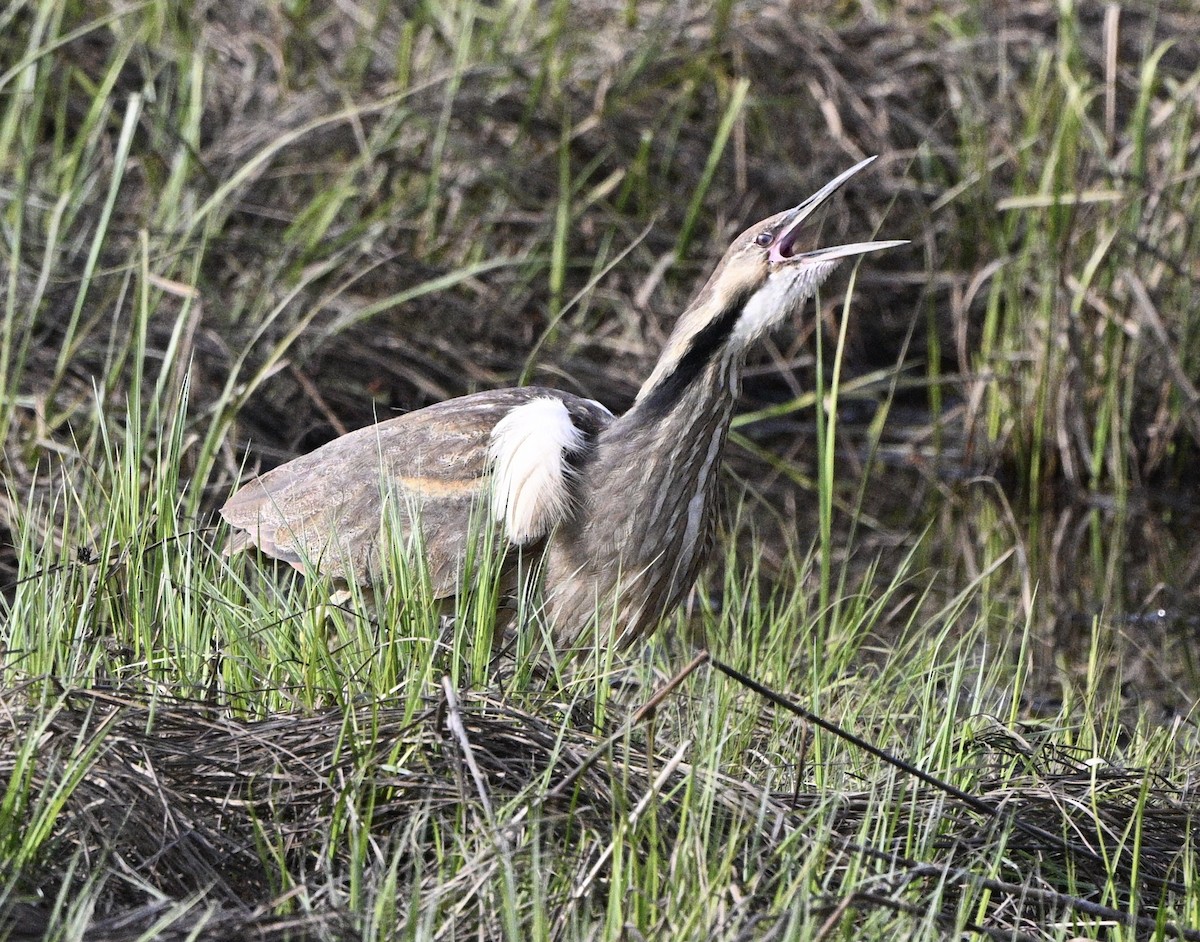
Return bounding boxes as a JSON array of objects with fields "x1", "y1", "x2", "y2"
[{"x1": 488, "y1": 397, "x2": 585, "y2": 545}]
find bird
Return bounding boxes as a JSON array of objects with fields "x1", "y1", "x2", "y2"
[{"x1": 221, "y1": 156, "x2": 904, "y2": 648}]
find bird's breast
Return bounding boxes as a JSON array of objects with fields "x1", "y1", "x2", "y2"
[{"x1": 541, "y1": 384, "x2": 735, "y2": 645}]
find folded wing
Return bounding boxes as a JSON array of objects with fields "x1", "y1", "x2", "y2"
[{"x1": 220, "y1": 387, "x2": 612, "y2": 595}]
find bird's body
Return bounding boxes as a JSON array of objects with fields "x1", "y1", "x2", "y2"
[
  {"x1": 221, "y1": 387, "x2": 612, "y2": 597},
  {"x1": 221, "y1": 157, "x2": 903, "y2": 647}
]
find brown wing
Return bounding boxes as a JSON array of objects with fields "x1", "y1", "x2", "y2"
[{"x1": 220, "y1": 387, "x2": 612, "y2": 595}]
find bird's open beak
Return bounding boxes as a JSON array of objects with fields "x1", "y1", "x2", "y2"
[{"x1": 769, "y1": 156, "x2": 907, "y2": 264}]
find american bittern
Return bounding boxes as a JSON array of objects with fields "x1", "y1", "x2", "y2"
[{"x1": 221, "y1": 157, "x2": 903, "y2": 646}]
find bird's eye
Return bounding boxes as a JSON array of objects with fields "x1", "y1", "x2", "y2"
[{"x1": 754, "y1": 232, "x2": 774, "y2": 247}]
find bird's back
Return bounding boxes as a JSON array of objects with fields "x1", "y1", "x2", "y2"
[{"x1": 221, "y1": 387, "x2": 612, "y2": 595}]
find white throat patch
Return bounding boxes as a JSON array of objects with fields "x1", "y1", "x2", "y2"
[
  {"x1": 729, "y1": 261, "x2": 836, "y2": 351},
  {"x1": 488, "y1": 397, "x2": 585, "y2": 545}
]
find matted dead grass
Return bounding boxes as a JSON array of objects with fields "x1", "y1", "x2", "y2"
[{"x1": 2, "y1": 675, "x2": 1197, "y2": 941}]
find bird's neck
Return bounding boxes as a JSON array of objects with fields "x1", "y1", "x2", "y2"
[
  {"x1": 622, "y1": 348, "x2": 741, "y2": 435},
  {"x1": 612, "y1": 339, "x2": 742, "y2": 484},
  {"x1": 588, "y1": 352, "x2": 739, "y2": 623},
  {"x1": 630, "y1": 282, "x2": 754, "y2": 414}
]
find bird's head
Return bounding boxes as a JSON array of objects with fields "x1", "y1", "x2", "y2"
[{"x1": 636, "y1": 157, "x2": 904, "y2": 406}]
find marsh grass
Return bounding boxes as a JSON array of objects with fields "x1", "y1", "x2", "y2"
[{"x1": 3, "y1": 0, "x2": 1200, "y2": 939}]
